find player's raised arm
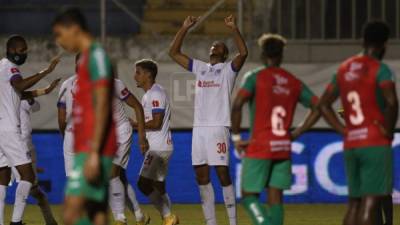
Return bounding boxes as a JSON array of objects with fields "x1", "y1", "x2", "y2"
[
  {"x1": 168, "y1": 16, "x2": 198, "y2": 70},
  {"x1": 21, "y1": 78, "x2": 61, "y2": 99},
  {"x1": 318, "y1": 75, "x2": 345, "y2": 135},
  {"x1": 124, "y1": 94, "x2": 149, "y2": 152},
  {"x1": 224, "y1": 15, "x2": 248, "y2": 72},
  {"x1": 291, "y1": 83, "x2": 321, "y2": 139},
  {"x1": 12, "y1": 56, "x2": 60, "y2": 93}
]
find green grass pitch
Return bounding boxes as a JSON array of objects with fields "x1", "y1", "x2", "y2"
[{"x1": 4, "y1": 204, "x2": 399, "y2": 225}]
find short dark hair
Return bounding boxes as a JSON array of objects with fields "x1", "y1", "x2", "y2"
[
  {"x1": 6, "y1": 35, "x2": 26, "y2": 52},
  {"x1": 52, "y1": 7, "x2": 88, "y2": 31},
  {"x1": 135, "y1": 59, "x2": 158, "y2": 79},
  {"x1": 363, "y1": 21, "x2": 390, "y2": 48},
  {"x1": 258, "y1": 33, "x2": 287, "y2": 58}
]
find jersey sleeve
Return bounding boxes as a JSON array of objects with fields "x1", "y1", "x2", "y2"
[
  {"x1": 238, "y1": 70, "x2": 257, "y2": 97},
  {"x1": 8, "y1": 66, "x2": 22, "y2": 83},
  {"x1": 377, "y1": 63, "x2": 396, "y2": 89},
  {"x1": 89, "y1": 45, "x2": 112, "y2": 84},
  {"x1": 150, "y1": 91, "x2": 166, "y2": 114},
  {"x1": 57, "y1": 80, "x2": 68, "y2": 108},
  {"x1": 114, "y1": 79, "x2": 132, "y2": 101},
  {"x1": 298, "y1": 82, "x2": 318, "y2": 108},
  {"x1": 189, "y1": 59, "x2": 207, "y2": 76},
  {"x1": 325, "y1": 73, "x2": 339, "y2": 97}
]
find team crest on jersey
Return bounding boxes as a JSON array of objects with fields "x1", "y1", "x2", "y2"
[
  {"x1": 201, "y1": 70, "x2": 206, "y2": 76},
  {"x1": 216, "y1": 69, "x2": 222, "y2": 74}
]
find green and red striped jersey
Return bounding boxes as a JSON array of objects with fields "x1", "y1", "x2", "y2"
[
  {"x1": 74, "y1": 42, "x2": 117, "y2": 156},
  {"x1": 326, "y1": 55, "x2": 395, "y2": 150},
  {"x1": 239, "y1": 66, "x2": 318, "y2": 160}
]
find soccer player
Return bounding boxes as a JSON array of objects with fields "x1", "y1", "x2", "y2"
[
  {"x1": 53, "y1": 8, "x2": 116, "y2": 225},
  {"x1": 15, "y1": 78, "x2": 61, "y2": 225},
  {"x1": 0, "y1": 35, "x2": 59, "y2": 225},
  {"x1": 169, "y1": 15, "x2": 247, "y2": 225},
  {"x1": 133, "y1": 59, "x2": 177, "y2": 225},
  {"x1": 231, "y1": 34, "x2": 320, "y2": 225},
  {"x1": 319, "y1": 21, "x2": 398, "y2": 225},
  {"x1": 57, "y1": 56, "x2": 149, "y2": 225}
]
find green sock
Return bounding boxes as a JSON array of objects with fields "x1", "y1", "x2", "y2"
[
  {"x1": 270, "y1": 204, "x2": 284, "y2": 225},
  {"x1": 242, "y1": 196, "x2": 270, "y2": 225},
  {"x1": 74, "y1": 217, "x2": 92, "y2": 225}
]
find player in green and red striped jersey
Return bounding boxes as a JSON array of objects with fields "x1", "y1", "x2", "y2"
[
  {"x1": 320, "y1": 21, "x2": 398, "y2": 225},
  {"x1": 231, "y1": 34, "x2": 320, "y2": 225},
  {"x1": 52, "y1": 8, "x2": 117, "y2": 225}
]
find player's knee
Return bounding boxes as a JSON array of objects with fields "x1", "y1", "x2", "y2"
[
  {"x1": 30, "y1": 185, "x2": 46, "y2": 202},
  {"x1": 154, "y1": 182, "x2": 166, "y2": 195},
  {"x1": 215, "y1": 167, "x2": 231, "y2": 186},
  {"x1": 137, "y1": 177, "x2": 153, "y2": 195}
]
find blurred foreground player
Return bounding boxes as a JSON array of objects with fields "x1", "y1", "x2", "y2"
[
  {"x1": 231, "y1": 34, "x2": 320, "y2": 225},
  {"x1": 169, "y1": 15, "x2": 247, "y2": 225},
  {"x1": 319, "y1": 21, "x2": 398, "y2": 225},
  {"x1": 134, "y1": 59, "x2": 177, "y2": 225},
  {"x1": 53, "y1": 8, "x2": 117, "y2": 225},
  {"x1": 0, "y1": 35, "x2": 59, "y2": 225}
]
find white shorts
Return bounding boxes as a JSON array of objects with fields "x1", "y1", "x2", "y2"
[
  {"x1": 0, "y1": 131, "x2": 32, "y2": 167},
  {"x1": 63, "y1": 130, "x2": 74, "y2": 177},
  {"x1": 139, "y1": 150, "x2": 172, "y2": 182},
  {"x1": 10, "y1": 138, "x2": 37, "y2": 184},
  {"x1": 191, "y1": 126, "x2": 230, "y2": 166},
  {"x1": 113, "y1": 127, "x2": 133, "y2": 169}
]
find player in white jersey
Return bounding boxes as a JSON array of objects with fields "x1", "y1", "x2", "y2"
[
  {"x1": 0, "y1": 35, "x2": 59, "y2": 225},
  {"x1": 57, "y1": 56, "x2": 150, "y2": 225},
  {"x1": 11, "y1": 78, "x2": 60, "y2": 225},
  {"x1": 133, "y1": 59, "x2": 178, "y2": 225},
  {"x1": 169, "y1": 15, "x2": 247, "y2": 225}
]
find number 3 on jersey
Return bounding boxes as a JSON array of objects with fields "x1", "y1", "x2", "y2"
[
  {"x1": 347, "y1": 91, "x2": 364, "y2": 125},
  {"x1": 271, "y1": 106, "x2": 287, "y2": 136}
]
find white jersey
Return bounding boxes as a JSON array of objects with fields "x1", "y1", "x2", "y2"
[
  {"x1": 57, "y1": 75, "x2": 77, "y2": 132},
  {"x1": 0, "y1": 58, "x2": 23, "y2": 132},
  {"x1": 113, "y1": 79, "x2": 132, "y2": 133},
  {"x1": 58, "y1": 76, "x2": 132, "y2": 133},
  {"x1": 142, "y1": 84, "x2": 173, "y2": 151},
  {"x1": 189, "y1": 59, "x2": 238, "y2": 127},
  {"x1": 20, "y1": 100, "x2": 40, "y2": 140}
]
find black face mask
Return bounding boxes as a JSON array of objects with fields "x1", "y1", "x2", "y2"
[{"x1": 6, "y1": 52, "x2": 27, "y2": 65}]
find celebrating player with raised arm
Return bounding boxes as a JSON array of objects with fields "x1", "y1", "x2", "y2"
[
  {"x1": 133, "y1": 59, "x2": 177, "y2": 225},
  {"x1": 53, "y1": 7, "x2": 117, "y2": 225},
  {"x1": 0, "y1": 35, "x2": 59, "y2": 225},
  {"x1": 169, "y1": 15, "x2": 247, "y2": 225},
  {"x1": 319, "y1": 21, "x2": 398, "y2": 225},
  {"x1": 231, "y1": 34, "x2": 320, "y2": 225}
]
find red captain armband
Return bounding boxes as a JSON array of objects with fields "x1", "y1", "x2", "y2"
[
  {"x1": 11, "y1": 68, "x2": 20, "y2": 74},
  {"x1": 238, "y1": 88, "x2": 252, "y2": 98},
  {"x1": 311, "y1": 96, "x2": 319, "y2": 106},
  {"x1": 379, "y1": 80, "x2": 395, "y2": 89}
]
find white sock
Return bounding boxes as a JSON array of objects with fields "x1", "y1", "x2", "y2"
[
  {"x1": 199, "y1": 183, "x2": 217, "y2": 225},
  {"x1": 109, "y1": 177, "x2": 126, "y2": 222},
  {"x1": 222, "y1": 185, "x2": 237, "y2": 225},
  {"x1": 0, "y1": 185, "x2": 7, "y2": 225},
  {"x1": 126, "y1": 184, "x2": 144, "y2": 221},
  {"x1": 11, "y1": 180, "x2": 32, "y2": 222},
  {"x1": 148, "y1": 191, "x2": 171, "y2": 218}
]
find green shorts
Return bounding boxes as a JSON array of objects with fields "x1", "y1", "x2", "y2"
[
  {"x1": 344, "y1": 146, "x2": 393, "y2": 198},
  {"x1": 241, "y1": 157, "x2": 292, "y2": 193},
  {"x1": 65, "y1": 153, "x2": 113, "y2": 202}
]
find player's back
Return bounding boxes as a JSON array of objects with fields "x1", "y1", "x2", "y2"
[
  {"x1": 335, "y1": 55, "x2": 392, "y2": 148},
  {"x1": 242, "y1": 66, "x2": 304, "y2": 159}
]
